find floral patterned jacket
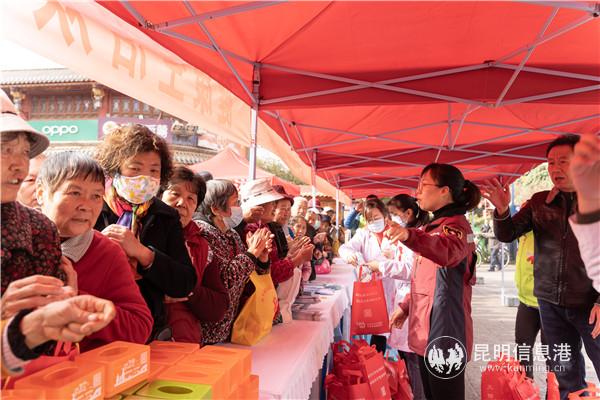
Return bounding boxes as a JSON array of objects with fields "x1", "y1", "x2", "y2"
[
  {"x1": 1, "y1": 202, "x2": 64, "y2": 292},
  {"x1": 196, "y1": 219, "x2": 261, "y2": 344}
]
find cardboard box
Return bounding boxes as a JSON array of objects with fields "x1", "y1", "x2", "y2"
[
  {"x1": 0, "y1": 389, "x2": 46, "y2": 399},
  {"x1": 135, "y1": 379, "x2": 211, "y2": 399},
  {"x1": 227, "y1": 374, "x2": 259, "y2": 400},
  {"x1": 179, "y1": 352, "x2": 237, "y2": 392},
  {"x1": 150, "y1": 350, "x2": 187, "y2": 366},
  {"x1": 14, "y1": 360, "x2": 104, "y2": 400},
  {"x1": 196, "y1": 346, "x2": 251, "y2": 382},
  {"x1": 76, "y1": 341, "x2": 150, "y2": 398},
  {"x1": 149, "y1": 341, "x2": 199, "y2": 354},
  {"x1": 156, "y1": 364, "x2": 228, "y2": 399}
]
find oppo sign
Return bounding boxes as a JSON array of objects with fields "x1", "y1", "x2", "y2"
[
  {"x1": 29, "y1": 120, "x2": 99, "y2": 142},
  {"x1": 41, "y1": 125, "x2": 79, "y2": 136}
]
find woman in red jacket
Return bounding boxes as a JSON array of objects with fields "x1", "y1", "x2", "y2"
[
  {"x1": 37, "y1": 152, "x2": 153, "y2": 350},
  {"x1": 387, "y1": 163, "x2": 479, "y2": 400},
  {"x1": 161, "y1": 166, "x2": 229, "y2": 344}
]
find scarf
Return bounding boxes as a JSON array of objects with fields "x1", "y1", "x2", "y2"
[{"x1": 104, "y1": 186, "x2": 153, "y2": 276}]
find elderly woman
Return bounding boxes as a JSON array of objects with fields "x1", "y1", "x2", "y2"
[
  {"x1": 161, "y1": 166, "x2": 228, "y2": 344},
  {"x1": 36, "y1": 152, "x2": 153, "y2": 350},
  {"x1": 272, "y1": 185, "x2": 294, "y2": 240},
  {"x1": 195, "y1": 179, "x2": 272, "y2": 344},
  {"x1": 94, "y1": 124, "x2": 196, "y2": 340},
  {"x1": 0, "y1": 90, "x2": 114, "y2": 376}
]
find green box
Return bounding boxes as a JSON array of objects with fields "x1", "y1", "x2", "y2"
[
  {"x1": 121, "y1": 381, "x2": 149, "y2": 396},
  {"x1": 135, "y1": 380, "x2": 211, "y2": 399}
]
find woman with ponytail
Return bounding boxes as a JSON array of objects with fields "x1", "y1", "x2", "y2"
[{"x1": 387, "y1": 163, "x2": 479, "y2": 400}]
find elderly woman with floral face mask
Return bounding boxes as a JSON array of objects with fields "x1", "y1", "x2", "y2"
[{"x1": 94, "y1": 124, "x2": 196, "y2": 341}]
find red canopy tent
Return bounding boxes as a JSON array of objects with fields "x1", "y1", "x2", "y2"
[
  {"x1": 100, "y1": 1, "x2": 600, "y2": 198},
  {"x1": 189, "y1": 147, "x2": 300, "y2": 196}
]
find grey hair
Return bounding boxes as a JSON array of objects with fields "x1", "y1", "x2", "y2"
[
  {"x1": 38, "y1": 151, "x2": 105, "y2": 194},
  {"x1": 199, "y1": 179, "x2": 237, "y2": 220}
]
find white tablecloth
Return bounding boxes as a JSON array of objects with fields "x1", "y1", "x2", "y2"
[{"x1": 221, "y1": 263, "x2": 355, "y2": 400}]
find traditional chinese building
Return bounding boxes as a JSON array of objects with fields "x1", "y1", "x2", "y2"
[{"x1": 1, "y1": 68, "x2": 222, "y2": 164}]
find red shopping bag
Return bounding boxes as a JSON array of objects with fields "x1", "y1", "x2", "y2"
[
  {"x1": 568, "y1": 383, "x2": 600, "y2": 399},
  {"x1": 547, "y1": 372, "x2": 560, "y2": 400},
  {"x1": 351, "y1": 267, "x2": 390, "y2": 336},
  {"x1": 384, "y1": 353, "x2": 413, "y2": 400},
  {"x1": 357, "y1": 346, "x2": 391, "y2": 400},
  {"x1": 326, "y1": 373, "x2": 372, "y2": 400},
  {"x1": 3, "y1": 342, "x2": 79, "y2": 389},
  {"x1": 481, "y1": 355, "x2": 540, "y2": 400}
]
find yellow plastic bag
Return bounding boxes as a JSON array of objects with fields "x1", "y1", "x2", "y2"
[{"x1": 231, "y1": 271, "x2": 278, "y2": 346}]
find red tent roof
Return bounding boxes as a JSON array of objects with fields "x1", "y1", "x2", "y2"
[
  {"x1": 101, "y1": 1, "x2": 600, "y2": 198},
  {"x1": 189, "y1": 147, "x2": 300, "y2": 196}
]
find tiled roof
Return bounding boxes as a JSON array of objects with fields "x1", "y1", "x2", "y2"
[{"x1": 0, "y1": 68, "x2": 92, "y2": 85}]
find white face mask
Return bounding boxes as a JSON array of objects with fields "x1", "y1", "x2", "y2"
[
  {"x1": 391, "y1": 215, "x2": 407, "y2": 227},
  {"x1": 112, "y1": 173, "x2": 160, "y2": 204},
  {"x1": 223, "y1": 206, "x2": 243, "y2": 230},
  {"x1": 367, "y1": 218, "x2": 385, "y2": 233}
]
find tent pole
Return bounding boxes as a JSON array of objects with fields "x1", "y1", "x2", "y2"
[
  {"x1": 248, "y1": 65, "x2": 260, "y2": 180},
  {"x1": 335, "y1": 175, "x2": 340, "y2": 235},
  {"x1": 311, "y1": 151, "x2": 317, "y2": 208}
]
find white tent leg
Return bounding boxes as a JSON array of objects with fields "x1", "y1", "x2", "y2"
[
  {"x1": 248, "y1": 66, "x2": 260, "y2": 180},
  {"x1": 311, "y1": 151, "x2": 317, "y2": 208}
]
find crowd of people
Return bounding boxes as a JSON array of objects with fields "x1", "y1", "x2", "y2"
[{"x1": 2, "y1": 83, "x2": 599, "y2": 400}]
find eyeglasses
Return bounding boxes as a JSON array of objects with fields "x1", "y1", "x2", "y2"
[{"x1": 416, "y1": 181, "x2": 441, "y2": 192}]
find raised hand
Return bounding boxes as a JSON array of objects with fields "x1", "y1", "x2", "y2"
[
  {"x1": 571, "y1": 134, "x2": 600, "y2": 214},
  {"x1": 480, "y1": 178, "x2": 511, "y2": 215}
]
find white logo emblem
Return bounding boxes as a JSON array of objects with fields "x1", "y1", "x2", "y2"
[{"x1": 424, "y1": 336, "x2": 467, "y2": 379}]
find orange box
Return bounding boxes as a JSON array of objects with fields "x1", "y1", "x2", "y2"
[
  {"x1": 76, "y1": 341, "x2": 150, "y2": 398},
  {"x1": 156, "y1": 364, "x2": 229, "y2": 399},
  {"x1": 179, "y1": 351, "x2": 239, "y2": 392},
  {"x1": 149, "y1": 341, "x2": 199, "y2": 354},
  {"x1": 14, "y1": 360, "x2": 104, "y2": 400},
  {"x1": 227, "y1": 374, "x2": 259, "y2": 400},
  {"x1": 150, "y1": 350, "x2": 187, "y2": 366},
  {"x1": 148, "y1": 363, "x2": 166, "y2": 380},
  {"x1": 0, "y1": 389, "x2": 46, "y2": 399},
  {"x1": 196, "y1": 346, "x2": 252, "y2": 382}
]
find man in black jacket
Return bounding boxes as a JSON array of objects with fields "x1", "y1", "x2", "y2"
[{"x1": 482, "y1": 135, "x2": 600, "y2": 399}]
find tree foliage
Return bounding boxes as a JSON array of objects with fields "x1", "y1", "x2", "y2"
[
  {"x1": 257, "y1": 158, "x2": 304, "y2": 185},
  {"x1": 512, "y1": 163, "x2": 553, "y2": 206}
]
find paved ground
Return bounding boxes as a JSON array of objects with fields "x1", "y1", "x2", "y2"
[{"x1": 466, "y1": 264, "x2": 599, "y2": 399}]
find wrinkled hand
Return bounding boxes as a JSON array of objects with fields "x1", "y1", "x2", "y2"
[
  {"x1": 247, "y1": 228, "x2": 271, "y2": 260},
  {"x1": 298, "y1": 244, "x2": 315, "y2": 264},
  {"x1": 480, "y1": 178, "x2": 511, "y2": 215},
  {"x1": 260, "y1": 232, "x2": 275, "y2": 263},
  {"x1": 345, "y1": 254, "x2": 358, "y2": 266},
  {"x1": 22, "y1": 295, "x2": 116, "y2": 348},
  {"x1": 589, "y1": 304, "x2": 600, "y2": 339},
  {"x1": 389, "y1": 307, "x2": 408, "y2": 330},
  {"x1": 571, "y1": 134, "x2": 600, "y2": 214},
  {"x1": 366, "y1": 260, "x2": 380, "y2": 272},
  {"x1": 60, "y1": 256, "x2": 78, "y2": 294},
  {"x1": 243, "y1": 205, "x2": 264, "y2": 223},
  {"x1": 384, "y1": 225, "x2": 409, "y2": 244},
  {"x1": 314, "y1": 232, "x2": 327, "y2": 243},
  {"x1": 102, "y1": 225, "x2": 144, "y2": 259},
  {"x1": 1, "y1": 275, "x2": 75, "y2": 319}
]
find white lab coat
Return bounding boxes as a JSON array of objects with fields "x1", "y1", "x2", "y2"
[{"x1": 339, "y1": 228, "x2": 414, "y2": 352}]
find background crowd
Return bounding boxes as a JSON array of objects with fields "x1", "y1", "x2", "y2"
[{"x1": 2, "y1": 87, "x2": 599, "y2": 400}]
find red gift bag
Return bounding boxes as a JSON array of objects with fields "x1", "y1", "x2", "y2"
[
  {"x1": 547, "y1": 372, "x2": 560, "y2": 400},
  {"x1": 3, "y1": 342, "x2": 79, "y2": 389},
  {"x1": 481, "y1": 355, "x2": 540, "y2": 400},
  {"x1": 357, "y1": 346, "x2": 391, "y2": 400},
  {"x1": 326, "y1": 373, "x2": 373, "y2": 400},
  {"x1": 384, "y1": 353, "x2": 413, "y2": 400},
  {"x1": 568, "y1": 383, "x2": 600, "y2": 400},
  {"x1": 351, "y1": 267, "x2": 390, "y2": 336}
]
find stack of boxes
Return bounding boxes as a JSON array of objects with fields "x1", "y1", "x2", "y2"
[{"x1": 2, "y1": 341, "x2": 259, "y2": 399}]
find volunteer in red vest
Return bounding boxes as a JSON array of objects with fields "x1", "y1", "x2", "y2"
[{"x1": 388, "y1": 163, "x2": 479, "y2": 400}]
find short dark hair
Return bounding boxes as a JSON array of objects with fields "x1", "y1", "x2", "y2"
[
  {"x1": 363, "y1": 198, "x2": 389, "y2": 220},
  {"x1": 38, "y1": 152, "x2": 105, "y2": 194},
  {"x1": 388, "y1": 194, "x2": 429, "y2": 228},
  {"x1": 366, "y1": 194, "x2": 378, "y2": 200},
  {"x1": 199, "y1": 179, "x2": 237, "y2": 220},
  {"x1": 546, "y1": 135, "x2": 580, "y2": 157},
  {"x1": 422, "y1": 163, "x2": 481, "y2": 211},
  {"x1": 1, "y1": 131, "x2": 36, "y2": 146},
  {"x1": 95, "y1": 124, "x2": 173, "y2": 188},
  {"x1": 166, "y1": 166, "x2": 207, "y2": 209}
]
